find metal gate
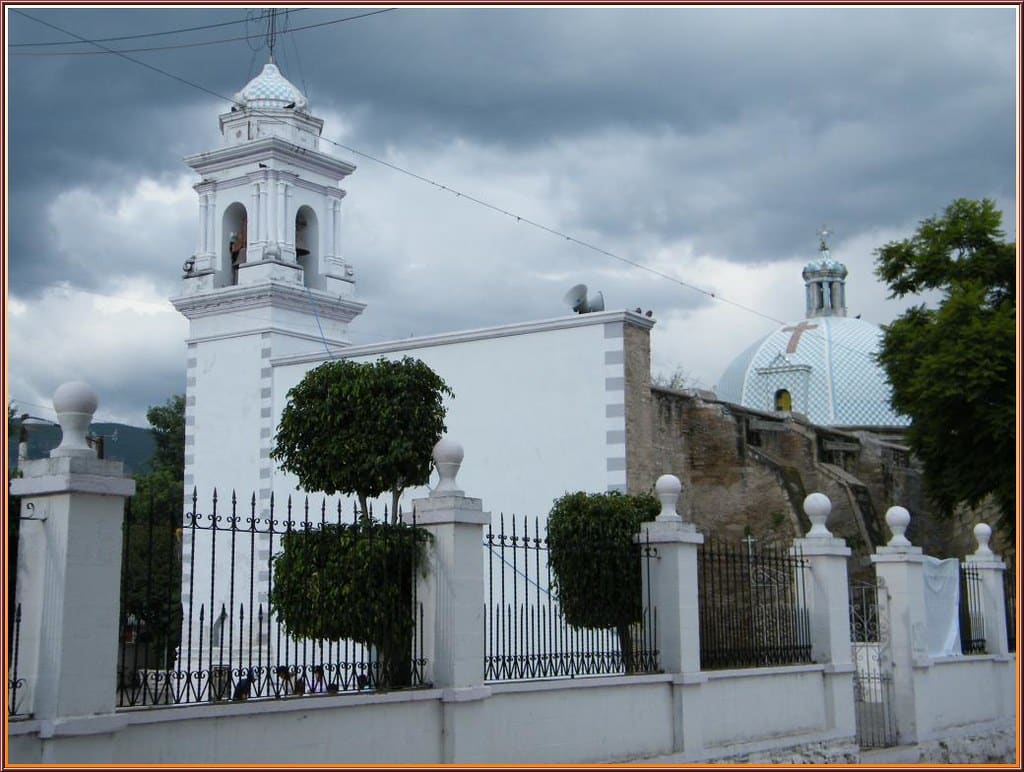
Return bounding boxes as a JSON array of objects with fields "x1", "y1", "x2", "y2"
[{"x1": 849, "y1": 575, "x2": 897, "y2": 748}]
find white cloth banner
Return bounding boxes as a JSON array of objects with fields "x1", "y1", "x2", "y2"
[{"x1": 922, "y1": 555, "x2": 961, "y2": 657}]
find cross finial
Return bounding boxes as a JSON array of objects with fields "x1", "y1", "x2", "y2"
[{"x1": 818, "y1": 225, "x2": 831, "y2": 252}]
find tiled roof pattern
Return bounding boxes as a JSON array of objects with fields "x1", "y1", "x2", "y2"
[
  {"x1": 716, "y1": 316, "x2": 909, "y2": 428},
  {"x1": 234, "y1": 63, "x2": 308, "y2": 111}
]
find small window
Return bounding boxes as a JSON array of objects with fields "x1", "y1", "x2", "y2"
[{"x1": 774, "y1": 389, "x2": 792, "y2": 412}]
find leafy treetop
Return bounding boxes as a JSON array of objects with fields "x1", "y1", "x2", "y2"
[
  {"x1": 874, "y1": 198, "x2": 1015, "y2": 535},
  {"x1": 271, "y1": 357, "x2": 453, "y2": 520}
]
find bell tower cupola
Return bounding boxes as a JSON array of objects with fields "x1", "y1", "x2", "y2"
[
  {"x1": 177, "y1": 58, "x2": 362, "y2": 302},
  {"x1": 801, "y1": 227, "x2": 848, "y2": 318}
]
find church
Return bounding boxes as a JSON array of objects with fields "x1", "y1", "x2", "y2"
[{"x1": 171, "y1": 61, "x2": 962, "y2": 636}]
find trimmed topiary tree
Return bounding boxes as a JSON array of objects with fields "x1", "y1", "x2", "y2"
[
  {"x1": 546, "y1": 490, "x2": 659, "y2": 673},
  {"x1": 269, "y1": 356, "x2": 450, "y2": 688},
  {"x1": 270, "y1": 356, "x2": 453, "y2": 522},
  {"x1": 270, "y1": 518, "x2": 431, "y2": 689}
]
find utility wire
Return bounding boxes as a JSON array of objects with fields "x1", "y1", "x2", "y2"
[
  {"x1": 10, "y1": 11, "x2": 289, "y2": 47},
  {"x1": 13, "y1": 10, "x2": 884, "y2": 367},
  {"x1": 10, "y1": 9, "x2": 395, "y2": 56}
]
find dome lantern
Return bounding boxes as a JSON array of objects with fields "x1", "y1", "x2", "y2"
[
  {"x1": 716, "y1": 231, "x2": 909, "y2": 429},
  {"x1": 801, "y1": 227, "x2": 848, "y2": 318}
]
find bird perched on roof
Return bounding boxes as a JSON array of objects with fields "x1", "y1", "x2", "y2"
[
  {"x1": 284, "y1": 101, "x2": 296, "y2": 109},
  {"x1": 258, "y1": 163, "x2": 268, "y2": 169}
]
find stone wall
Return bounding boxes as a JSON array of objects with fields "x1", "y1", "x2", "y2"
[
  {"x1": 712, "y1": 738, "x2": 861, "y2": 765},
  {"x1": 622, "y1": 326, "x2": 990, "y2": 562},
  {"x1": 918, "y1": 725, "x2": 1017, "y2": 764}
]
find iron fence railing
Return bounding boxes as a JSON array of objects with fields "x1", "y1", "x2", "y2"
[
  {"x1": 116, "y1": 490, "x2": 427, "y2": 708},
  {"x1": 959, "y1": 562, "x2": 986, "y2": 655},
  {"x1": 483, "y1": 514, "x2": 659, "y2": 682},
  {"x1": 1004, "y1": 566, "x2": 1016, "y2": 654},
  {"x1": 849, "y1": 576, "x2": 897, "y2": 748},
  {"x1": 698, "y1": 537, "x2": 812, "y2": 669},
  {"x1": 7, "y1": 602, "x2": 26, "y2": 717}
]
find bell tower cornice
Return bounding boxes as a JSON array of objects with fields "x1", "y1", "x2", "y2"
[{"x1": 185, "y1": 137, "x2": 356, "y2": 182}]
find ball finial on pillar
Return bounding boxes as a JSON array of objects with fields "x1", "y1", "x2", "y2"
[
  {"x1": 431, "y1": 437, "x2": 464, "y2": 497},
  {"x1": 654, "y1": 474, "x2": 683, "y2": 522},
  {"x1": 973, "y1": 523, "x2": 994, "y2": 557},
  {"x1": 885, "y1": 505, "x2": 912, "y2": 547},
  {"x1": 51, "y1": 381, "x2": 99, "y2": 458},
  {"x1": 803, "y1": 492, "x2": 832, "y2": 538}
]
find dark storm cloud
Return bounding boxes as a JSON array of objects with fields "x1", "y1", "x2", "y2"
[
  {"x1": 8, "y1": 6, "x2": 1014, "y2": 291},
  {"x1": 6, "y1": 6, "x2": 1016, "y2": 424}
]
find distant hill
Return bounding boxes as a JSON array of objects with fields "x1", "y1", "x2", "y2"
[{"x1": 8, "y1": 423, "x2": 156, "y2": 476}]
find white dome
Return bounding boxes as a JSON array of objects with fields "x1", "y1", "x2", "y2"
[
  {"x1": 717, "y1": 245, "x2": 908, "y2": 429},
  {"x1": 717, "y1": 315, "x2": 908, "y2": 428},
  {"x1": 234, "y1": 63, "x2": 308, "y2": 112}
]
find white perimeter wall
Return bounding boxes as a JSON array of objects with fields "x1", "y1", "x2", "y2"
[{"x1": 271, "y1": 311, "x2": 649, "y2": 522}]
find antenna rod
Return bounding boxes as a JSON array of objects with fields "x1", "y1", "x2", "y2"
[{"x1": 266, "y1": 9, "x2": 278, "y2": 63}]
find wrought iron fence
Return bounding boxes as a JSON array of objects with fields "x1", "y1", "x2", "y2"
[
  {"x1": 849, "y1": 577, "x2": 897, "y2": 748},
  {"x1": 698, "y1": 537, "x2": 812, "y2": 669},
  {"x1": 7, "y1": 602, "x2": 26, "y2": 717},
  {"x1": 483, "y1": 514, "x2": 659, "y2": 682},
  {"x1": 117, "y1": 490, "x2": 427, "y2": 708},
  {"x1": 1004, "y1": 566, "x2": 1016, "y2": 653},
  {"x1": 959, "y1": 562, "x2": 986, "y2": 655}
]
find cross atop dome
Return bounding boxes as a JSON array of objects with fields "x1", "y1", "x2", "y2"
[{"x1": 818, "y1": 225, "x2": 831, "y2": 253}]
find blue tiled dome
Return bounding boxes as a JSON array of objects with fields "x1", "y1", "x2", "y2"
[
  {"x1": 717, "y1": 316, "x2": 908, "y2": 427},
  {"x1": 717, "y1": 246, "x2": 908, "y2": 428},
  {"x1": 234, "y1": 63, "x2": 308, "y2": 111}
]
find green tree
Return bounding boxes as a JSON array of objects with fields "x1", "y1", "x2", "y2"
[
  {"x1": 546, "y1": 491, "x2": 660, "y2": 673},
  {"x1": 874, "y1": 198, "x2": 1015, "y2": 536},
  {"x1": 119, "y1": 396, "x2": 186, "y2": 669},
  {"x1": 145, "y1": 395, "x2": 186, "y2": 475},
  {"x1": 271, "y1": 357, "x2": 453, "y2": 521},
  {"x1": 270, "y1": 519, "x2": 430, "y2": 688}
]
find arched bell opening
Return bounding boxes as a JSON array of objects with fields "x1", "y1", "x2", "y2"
[
  {"x1": 222, "y1": 203, "x2": 248, "y2": 286},
  {"x1": 294, "y1": 206, "x2": 319, "y2": 289},
  {"x1": 774, "y1": 389, "x2": 793, "y2": 412}
]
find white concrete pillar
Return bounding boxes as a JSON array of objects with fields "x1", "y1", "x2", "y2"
[
  {"x1": 795, "y1": 493, "x2": 853, "y2": 665},
  {"x1": 9, "y1": 382, "x2": 136, "y2": 724},
  {"x1": 637, "y1": 474, "x2": 704, "y2": 755},
  {"x1": 276, "y1": 179, "x2": 287, "y2": 256},
  {"x1": 870, "y1": 505, "x2": 932, "y2": 745},
  {"x1": 413, "y1": 438, "x2": 489, "y2": 690},
  {"x1": 413, "y1": 438, "x2": 491, "y2": 764},
  {"x1": 258, "y1": 182, "x2": 269, "y2": 245},
  {"x1": 965, "y1": 523, "x2": 1010, "y2": 657},
  {"x1": 333, "y1": 198, "x2": 343, "y2": 261},
  {"x1": 793, "y1": 493, "x2": 856, "y2": 740},
  {"x1": 249, "y1": 183, "x2": 260, "y2": 252},
  {"x1": 197, "y1": 195, "x2": 208, "y2": 256}
]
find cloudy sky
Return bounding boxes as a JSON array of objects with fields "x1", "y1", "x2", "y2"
[{"x1": 5, "y1": 5, "x2": 1017, "y2": 427}]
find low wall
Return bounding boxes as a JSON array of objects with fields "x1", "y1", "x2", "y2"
[
  {"x1": 699, "y1": 665, "x2": 830, "y2": 748},
  {"x1": 923, "y1": 655, "x2": 1016, "y2": 733},
  {"x1": 8, "y1": 689, "x2": 443, "y2": 765},
  {"x1": 9, "y1": 658, "x2": 1014, "y2": 764},
  {"x1": 7, "y1": 668, "x2": 851, "y2": 765}
]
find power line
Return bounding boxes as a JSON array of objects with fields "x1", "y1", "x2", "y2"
[
  {"x1": 10, "y1": 9, "x2": 396, "y2": 57},
  {"x1": 10, "y1": 11, "x2": 280, "y2": 47},
  {"x1": 12, "y1": 9, "x2": 883, "y2": 368}
]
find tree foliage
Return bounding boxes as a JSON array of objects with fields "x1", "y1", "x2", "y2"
[
  {"x1": 546, "y1": 490, "x2": 659, "y2": 672},
  {"x1": 120, "y1": 395, "x2": 186, "y2": 666},
  {"x1": 874, "y1": 198, "x2": 1016, "y2": 535},
  {"x1": 271, "y1": 357, "x2": 453, "y2": 520},
  {"x1": 145, "y1": 395, "x2": 186, "y2": 475},
  {"x1": 270, "y1": 519, "x2": 431, "y2": 688}
]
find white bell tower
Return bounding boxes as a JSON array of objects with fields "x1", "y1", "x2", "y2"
[{"x1": 170, "y1": 60, "x2": 365, "y2": 662}]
